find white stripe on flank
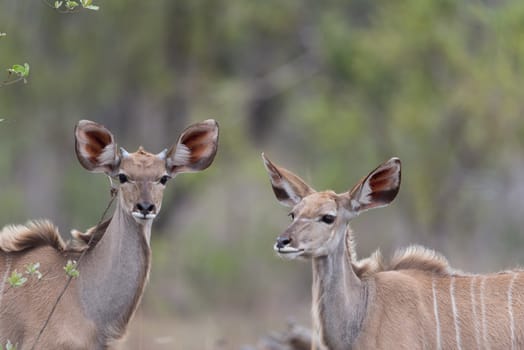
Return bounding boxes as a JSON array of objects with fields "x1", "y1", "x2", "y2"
[
  {"x1": 508, "y1": 273, "x2": 517, "y2": 350},
  {"x1": 0, "y1": 255, "x2": 12, "y2": 308},
  {"x1": 450, "y1": 277, "x2": 462, "y2": 350},
  {"x1": 432, "y1": 277, "x2": 442, "y2": 350},
  {"x1": 480, "y1": 276, "x2": 490, "y2": 350},
  {"x1": 470, "y1": 276, "x2": 480, "y2": 349}
]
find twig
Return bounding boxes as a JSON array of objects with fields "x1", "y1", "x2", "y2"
[{"x1": 0, "y1": 76, "x2": 25, "y2": 87}]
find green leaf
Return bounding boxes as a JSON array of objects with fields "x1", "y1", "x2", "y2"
[
  {"x1": 25, "y1": 262, "x2": 42, "y2": 280},
  {"x1": 8, "y1": 63, "x2": 29, "y2": 78},
  {"x1": 54, "y1": 1, "x2": 63, "y2": 9},
  {"x1": 64, "y1": 260, "x2": 80, "y2": 278},
  {"x1": 65, "y1": 1, "x2": 79, "y2": 10},
  {"x1": 7, "y1": 270, "x2": 27, "y2": 288},
  {"x1": 80, "y1": 0, "x2": 98, "y2": 11},
  {"x1": 9, "y1": 65, "x2": 25, "y2": 75}
]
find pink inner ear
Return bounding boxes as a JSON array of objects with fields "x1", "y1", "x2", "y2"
[
  {"x1": 83, "y1": 130, "x2": 112, "y2": 160},
  {"x1": 182, "y1": 130, "x2": 212, "y2": 161},
  {"x1": 370, "y1": 177, "x2": 394, "y2": 192},
  {"x1": 368, "y1": 166, "x2": 400, "y2": 204}
]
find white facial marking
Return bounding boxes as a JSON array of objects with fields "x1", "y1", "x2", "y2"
[
  {"x1": 432, "y1": 277, "x2": 441, "y2": 350},
  {"x1": 450, "y1": 277, "x2": 462, "y2": 350},
  {"x1": 0, "y1": 255, "x2": 12, "y2": 308},
  {"x1": 470, "y1": 276, "x2": 480, "y2": 349},
  {"x1": 131, "y1": 212, "x2": 157, "y2": 220},
  {"x1": 273, "y1": 243, "x2": 303, "y2": 259},
  {"x1": 508, "y1": 273, "x2": 517, "y2": 350},
  {"x1": 273, "y1": 244, "x2": 301, "y2": 253}
]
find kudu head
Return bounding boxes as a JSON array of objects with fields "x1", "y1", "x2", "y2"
[
  {"x1": 75, "y1": 119, "x2": 219, "y2": 223},
  {"x1": 262, "y1": 154, "x2": 401, "y2": 259}
]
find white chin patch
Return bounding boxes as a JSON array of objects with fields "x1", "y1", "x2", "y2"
[
  {"x1": 273, "y1": 244, "x2": 304, "y2": 259},
  {"x1": 132, "y1": 212, "x2": 157, "y2": 220}
]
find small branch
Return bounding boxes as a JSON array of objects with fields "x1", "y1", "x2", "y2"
[{"x1": 0, "y1": 76, "x2": 25, "y2": 87}]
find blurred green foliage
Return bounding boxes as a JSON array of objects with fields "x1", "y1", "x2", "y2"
[{"x1": 2, "y1": 0, "x2": 524, "y2": 347}]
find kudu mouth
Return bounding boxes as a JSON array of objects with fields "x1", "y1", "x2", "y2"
[
  {"x1": 273, "y1": 241, "x2": 304, "y2": 259},
  {"x1": 273, "y1": 243, "x2": 303, "y2": 253},
  {"x1": 132, "y1": 201, "x2": 158, "y2": 221},
  {"x1": 131, "y1": 212, "x2": 157, "y2": 220}
]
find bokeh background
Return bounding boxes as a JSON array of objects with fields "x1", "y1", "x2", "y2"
[{"x1": 2, "y1": 1, "x2": 524, "y2": 348}]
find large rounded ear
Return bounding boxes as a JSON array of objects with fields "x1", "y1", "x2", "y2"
[
  {"x1": 75, "y1": 120, "x2": 120, "y2": 175},
  {"x1": 345, "y1": 157, "x2": 401, "y2": 214},
  {"x1": 262, "y1": 153, "x2": 314, "y2": 208},
  {"x1": 166, "y1": 119, "x2": 219, "y2": 175}
]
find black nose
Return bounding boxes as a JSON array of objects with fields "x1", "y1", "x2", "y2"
[
  {"x1": 135, "y1": 202, "x2": 156, "y2": 215},
  {"x1": 276, "y1": 236, "x2": 291, "y2": 249}
]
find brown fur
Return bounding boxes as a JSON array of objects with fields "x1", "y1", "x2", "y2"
[
  {"x1": 354, "y1": 245, "x2": 453, "y2": 278},
  {"x1": 0, "y1": 219, "x2": 111, "y2": 255},
  {"x1": 0, "y1": 246, "x2": 98, "y2": 349},
  {"x1": 0, "y1": 220, "x2": 66, "y2": 253},
  {"x1": 67, "y1": 219, "x2": 112, "y2": 252}
]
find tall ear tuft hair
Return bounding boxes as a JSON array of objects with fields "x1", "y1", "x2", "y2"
[
  {"x1": 262, "y1": 153, "x2": 314, "y2": 207},
  {"x1": 346, "y1": 157, "x2": 401, "y2": 213},
  {"x1": 166, "y1": 119, "x2": 219, "y2": 175},
  {"x1": 75, "y1": 120, "x2": 120, "y2": 175}
]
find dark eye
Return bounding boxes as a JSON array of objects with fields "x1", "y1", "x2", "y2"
[
  {"x1": 288, "y1": 212, "x2": 295, "y2": 220},
  {"x1": 159, "y1": 175, "x2": 171, "y2": 185},
  {"x1": 320, "y1": 214, "x2": 336, "y2": 224},
  {"x1": 118, "y1": 174, "x2": 128, "y2": 184}
]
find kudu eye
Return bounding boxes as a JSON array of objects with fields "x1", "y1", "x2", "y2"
[
  {"x1": 288, "y1": 212, "x2": 295, "y2": 220},
  {"x1": 118, "y1": 174, "x2": 129, "y2": 184},
  {"x1": 320, "y1": 214, "x2": 336, "y2": 224},
  {"x1": 159, "y1": 175, "x2": 171, "y2": 185}
]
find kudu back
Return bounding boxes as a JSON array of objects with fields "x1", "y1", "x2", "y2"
[
  {"x1": 263, "y1": 154, "x2": 524, "y2": 350},
  {"x1": 0, "y1": 119, "x2": 219, "y2": 349}
]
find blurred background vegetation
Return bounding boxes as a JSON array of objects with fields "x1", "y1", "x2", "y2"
[{"x1": 2, "y1": 0, "x2": 524, "y2": 348}]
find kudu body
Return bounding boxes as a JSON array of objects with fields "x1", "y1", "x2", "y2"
[
  {"x1": 0, "y1": 120, "x2": 219, "y2": 349},
  {"x1": 263, "y1": 154, "x2": 524, "y2": 350}
]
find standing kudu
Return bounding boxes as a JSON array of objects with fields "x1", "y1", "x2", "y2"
[
  {"x1": 0, "y1": 119, "x2": 218, "y2": 349},
  {"x1": 263, "y1": 154, "x2": 524, "y2": 350}
]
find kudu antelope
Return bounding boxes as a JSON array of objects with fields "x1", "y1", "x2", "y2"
[
  {"x1": 263, "y1": 154, "x2": 524, "y2": 350},
  {"x1": 0, "y1": 119, "x2": 219, "y2": 349}
]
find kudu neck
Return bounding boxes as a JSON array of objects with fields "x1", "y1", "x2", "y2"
[
  {"x1": 312, "y1": 225, "x2": 360, "y2": 285},
  {"x1": 311, "y1": 224, "x2": 368, "y2": 349},
  {"x1": 78, "y1": 197, "x2": 152, "y2": 344}
]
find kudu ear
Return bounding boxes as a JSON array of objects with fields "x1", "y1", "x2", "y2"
[
  {"x1": 262, "y1": 153, "x2": 314, "y2": 207},
  {"x1": 166, "y1": 119, "x2": 219, "y2": 175},
  {"x1": 75, "y1": 120, "x2": 120, "y2": 175},
  {"x1": 345, "y1": 157, "x2": 401, "y2": 213}
]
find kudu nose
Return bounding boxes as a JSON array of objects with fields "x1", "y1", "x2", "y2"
[
  {"x1": 135, "y1": 202, "x2": 156, "y2": 215},
  {"x1": 276, "y1": 236, "x2": 292, "y2": 249}
]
